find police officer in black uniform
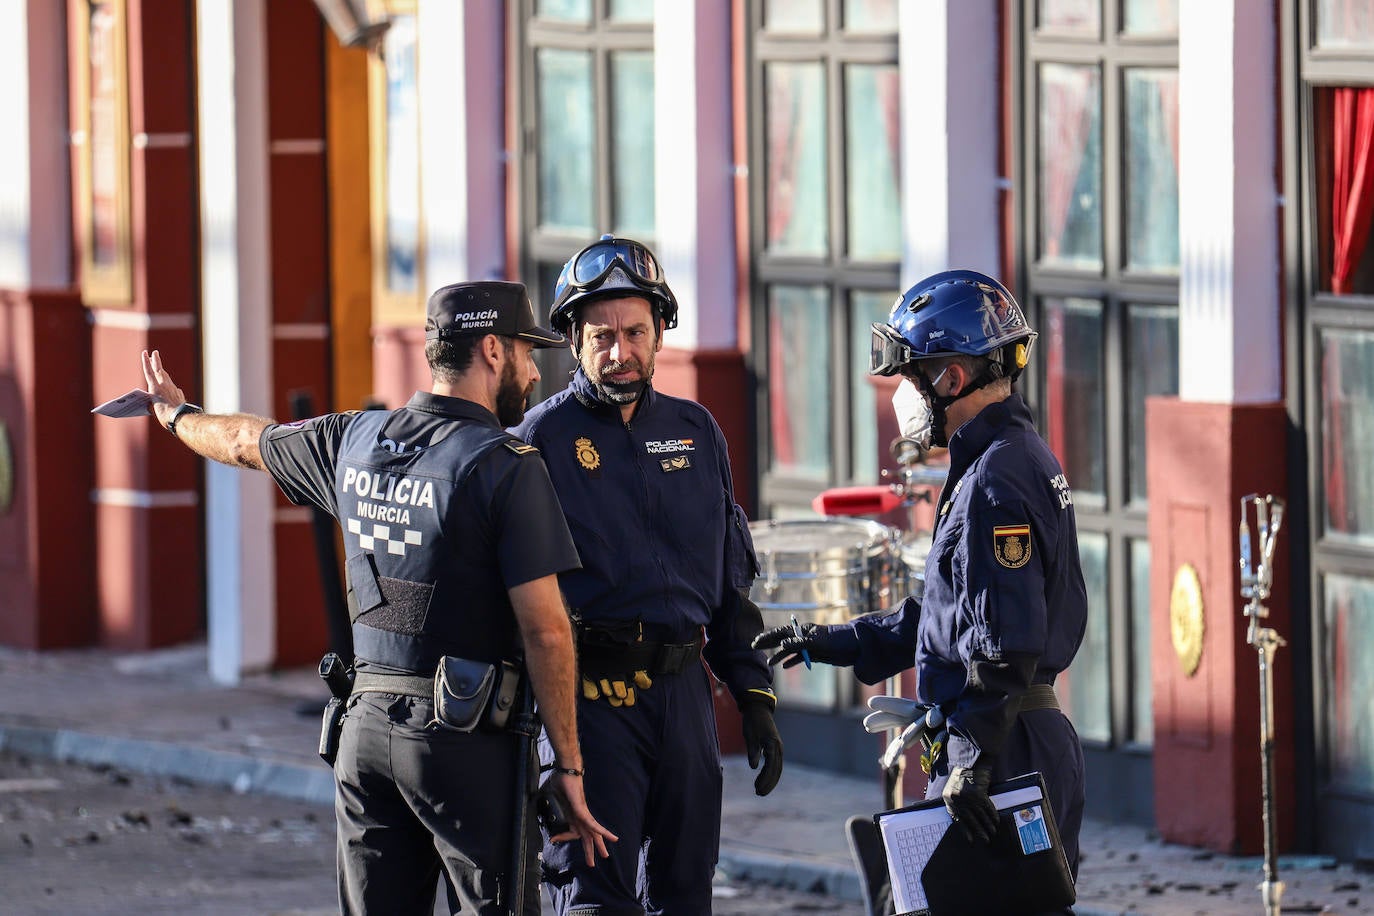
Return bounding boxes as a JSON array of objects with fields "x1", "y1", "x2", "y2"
[
  {"x1": 138, "y1": 280, "x2": 617, "y2": 915},
  {"x1": 754, "y1": 270, "x2": 1088, "y2": 902}
]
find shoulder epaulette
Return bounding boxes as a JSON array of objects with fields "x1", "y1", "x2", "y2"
[{"x1": 504, "y1": 440, "x2": 539, "y2": 455}]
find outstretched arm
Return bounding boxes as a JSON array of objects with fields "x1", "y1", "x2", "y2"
[{"x1": 141, "y1": 349, "x2": 272, "y2": 470}]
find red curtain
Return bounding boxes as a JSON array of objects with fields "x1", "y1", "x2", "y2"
[{"x1": 1330, "y1": 87, "x2": 1374, "y2": 294}]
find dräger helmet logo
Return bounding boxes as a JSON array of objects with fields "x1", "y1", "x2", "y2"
[{"x1": 927, "y1": 329, "x2": 946, "y2": 340}]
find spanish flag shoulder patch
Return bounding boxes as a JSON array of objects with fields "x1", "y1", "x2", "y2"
[{"x1": 993, "y1": 523, "x2": 1032, "y2": 569}]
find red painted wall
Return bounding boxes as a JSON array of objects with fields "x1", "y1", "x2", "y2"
[
  {"x1": 264, "y1": 0, "x2": 335, "y2": 666},
  {"x1": 0, "y1": 290, "x2": 96, "y2": 648},
  {"x1": 85, "y1": 0, "x2": 203, "y2": 649},
  {"x1": 1147, "y1": 397, "x2": 1294, "y2": 855}
]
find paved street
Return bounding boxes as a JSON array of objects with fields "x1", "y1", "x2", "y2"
[
  {"x1": 0, "y1": 749, "x2": 861, "y2": 915},
  {"x1": 5, "y1": 646, "x2": 1374, "y2": 916}
]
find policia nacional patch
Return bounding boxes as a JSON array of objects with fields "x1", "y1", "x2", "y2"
[{"x1": 993, "y1": 524, "x2": 1033, "y2": 569}]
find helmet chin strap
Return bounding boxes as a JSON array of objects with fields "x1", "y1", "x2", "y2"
[{"x1": 918, "y1": 360, "x2": 1006, "y2": 448}]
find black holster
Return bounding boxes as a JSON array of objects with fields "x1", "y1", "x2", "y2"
[{"x1": 318, "y1": 696, "x2": 345, "y2": 767}]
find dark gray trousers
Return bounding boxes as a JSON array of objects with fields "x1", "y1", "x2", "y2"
[{"x1": 334, "y1": 692, "x2": 539, "y2": 915}]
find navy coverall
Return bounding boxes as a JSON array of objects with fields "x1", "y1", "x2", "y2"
[
  {"x1": 262, "y1": 392, "x2": 580, "y2": 915},
  {"x1": 838, "y1": 394, "x2": 1088, "y2": 878},
  {"x1": 511, "y1": 369, "x2": 770, "y2": 915}
]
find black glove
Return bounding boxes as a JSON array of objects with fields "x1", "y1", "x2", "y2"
[
  {"x1": 942, "y1": 765, "x2": 999, "y2": 844},
  {"x1": 750, "y1": 622, "x2": 860, "y2": 668},
  {"x1": 740, "y1": 691, "x2": 784, "y2": 796}
]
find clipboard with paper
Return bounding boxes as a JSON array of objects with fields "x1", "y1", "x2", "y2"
[{"x1": 873, "y1": 771, "x2": 1075, "y2": 916}]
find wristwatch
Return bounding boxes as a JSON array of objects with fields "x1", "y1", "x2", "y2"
[{"x1": 165, "y1": 402, "x2": 203, "y2": 438}]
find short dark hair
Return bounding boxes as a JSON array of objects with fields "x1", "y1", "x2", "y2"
[{"x1": 426, "y1": 335, "x2": 515, "y2": 384}]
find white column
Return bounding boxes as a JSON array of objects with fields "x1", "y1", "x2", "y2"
[
  {"x1": 897, "y1": 0, "x2": 1000, "y2": 290},
  {"x1": 1177, "y1": 1, "x2": 1280, "y2": 404},
  {"x1": 418, "y1": 0, "x2": 505, "y2": 288},
  {"x1": 653, "y1": 0, "x2": 735, "y2": 350},
  {"x1": 196, "y1": 0, "x2": 276, "y2": 683},
  {"x1": 0, "y1": 0, "x2": 70, "y2": 290}
]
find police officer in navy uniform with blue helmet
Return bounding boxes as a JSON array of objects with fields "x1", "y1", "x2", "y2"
[
  {"x1": 510, "y1": 236, "x2": 782, "y2": 915},
  {"x1": 754, "y1": 270, "x2": 1089, "y2": 899},
  {"x1": 137, "y1": 280, "x2": 616, "y2": 915}
]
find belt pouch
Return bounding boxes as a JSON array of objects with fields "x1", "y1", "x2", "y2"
[
  {"x1": 319, "y1": 695, "x2": 345, "y2": 766},
  {"x1": 486, "y1": 660, "x2": 522, "y2": 731},
  {"x1": 433, "y1": 655, "x2": 497, "y2": 733}
]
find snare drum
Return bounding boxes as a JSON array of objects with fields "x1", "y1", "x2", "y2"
[{"x1": 748, "y1": 518, "x2": 901, "y2": 627}]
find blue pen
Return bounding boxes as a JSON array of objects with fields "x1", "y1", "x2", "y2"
[{"x1": 790, "y1": 613, "x2": 813, "y2": 669}]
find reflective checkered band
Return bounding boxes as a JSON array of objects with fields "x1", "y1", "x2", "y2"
[{"x1": 347, "y1": 518, "x2": 424, "y2": 556}]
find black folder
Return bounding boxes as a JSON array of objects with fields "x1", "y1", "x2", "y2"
[{"x1": 873, "y1": 771, "x2": 1075, "y2": 916}]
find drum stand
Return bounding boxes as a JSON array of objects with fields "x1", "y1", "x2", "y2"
[{"x1": 1239, "y1": 494, "x2": 1285, "y2": 916}]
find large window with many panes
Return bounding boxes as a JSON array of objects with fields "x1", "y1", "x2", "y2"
[
  {"x1": 747, "y1": 0, "x2": 900, "y2": 717},
  {"x1": 513, "y1": 0, "x2": 656, "y2": 398},
  {"x1": 1292, "y1": 0, "x2": 1374, "y2": 859},
  {"x1": 1018, "y1": 0, "x2": 1179, "y2": 793},
  {"x1": 749, "y1": 0, "x2": 900, "y2": 510}
]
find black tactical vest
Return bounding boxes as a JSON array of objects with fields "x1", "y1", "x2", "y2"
[{"x1": 336, "y1": 408, "x2": 519, "y2": 673}]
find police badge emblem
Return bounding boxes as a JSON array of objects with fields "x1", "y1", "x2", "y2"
[
  {"x1": 993, "y1": 523, "x2": 1032, "y2": 568},
  {"x1": 575, "y1": 437, "x2": 601, "y2": 471}
]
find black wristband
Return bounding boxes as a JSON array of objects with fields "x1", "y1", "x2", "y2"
[{"x1": 166, "y1": 402, "x2": 203, "y2": 438}]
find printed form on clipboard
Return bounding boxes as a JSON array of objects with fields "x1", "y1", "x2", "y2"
[{"x1": 874, "y1": 772, "x2": 1074, "y2": 916}]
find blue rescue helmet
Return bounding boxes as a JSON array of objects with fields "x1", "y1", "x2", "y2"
[
  {"x1": 549, "y1": 235, "x2": 679, "y2": 336},
  {"x1": 869, "y1": 269, "x2": 1036, "y2": 381}
]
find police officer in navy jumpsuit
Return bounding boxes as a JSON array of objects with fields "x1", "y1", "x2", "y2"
[
  {"x1": 136, "y1": 281, "x2": 616, "y2": 915},
  {"x1": 755, "y1": 270, "x2": 1089, "y2": 904},
  {"x1": 510, "y1": 236, "x2": 783, "y2": 915}
]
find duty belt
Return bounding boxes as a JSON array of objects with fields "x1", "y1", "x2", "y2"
[
  {"x1": 351, "y1": 670, "x2": 433, "y2": 698},
  {"x1": 576, "y1": 638, "x2": 703, "y2": 678},
  {"x1": 1015, "y1": 683, "x2": 1060, "y2": 714}
]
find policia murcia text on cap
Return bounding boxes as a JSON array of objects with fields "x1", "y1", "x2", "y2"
[{"x1": 131, "y1": 279, "x2": 616, "y2": 915}]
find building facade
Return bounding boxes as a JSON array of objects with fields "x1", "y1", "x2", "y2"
[{"x1": 4, "y1": 0, "x2": 1374, "y2": 861}]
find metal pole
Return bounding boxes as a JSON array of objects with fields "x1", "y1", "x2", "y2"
[
  {"x1": 1256, "y1": 629, "x2": 1283, "y2": 916},
  {"x1": 1240, "y1": 494, "x2": 1286, "y2": 916}
]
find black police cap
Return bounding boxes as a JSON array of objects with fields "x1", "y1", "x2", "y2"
[{"x1": 425, "y1": 281, "x2": 565, "y2": 348}]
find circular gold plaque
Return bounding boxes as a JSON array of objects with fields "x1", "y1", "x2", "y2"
[
  {"x1": 1170, "y1": 563, "x2": 1205, "y2": 677},
  {"x1": 0, "y1": 419, "x2": 12, "y2": 515}
]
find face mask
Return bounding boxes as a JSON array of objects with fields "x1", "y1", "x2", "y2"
[{"x1": 892, "y1": 379, "x2": 933, "y2": 450}]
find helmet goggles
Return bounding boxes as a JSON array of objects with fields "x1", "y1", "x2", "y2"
[
  {"x1": 563, "y1": 237, "x2": 667, "y2": 298},
  {"x1": 870, "y1": 322, "x2": 917, "y2": 377}
]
